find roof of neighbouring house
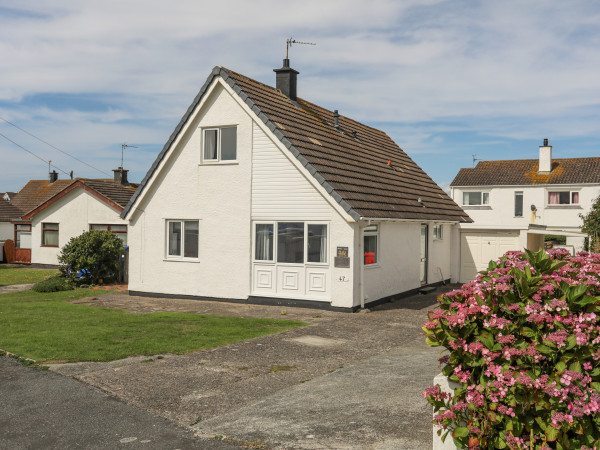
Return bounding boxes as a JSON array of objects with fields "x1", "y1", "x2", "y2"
[
  {"x1": 123, "y1": 65, "x2": 470, "y2": 223},
  {"x1": 12, "y1": 178, "x2": 139, "y2": 221},
  {"x1": 0, "y1": 197, "x2": 24, "y2": 222},
  {"x1": 451, "y1": 158, "x2": 600, "y2": 187}
]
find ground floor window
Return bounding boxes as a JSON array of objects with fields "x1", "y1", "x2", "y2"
[
  {"x1": 42, "y1": 223, "x2": 59, "y2": 247},
  {"x1": 90, "y1": 224, "x2": 128, "y2": 245},
  {"x1": 254, "y1": 222, "x2": 328, "y2": 264},
  {"x1": 15, "y1": 223, "x2": 32, "y2": 248},
  {"x1": 363, "y1": 224, "x2": 378, "y2": 265},
  {"x1": 166, "y1": 220, "x2": 199, "y2": 259}
]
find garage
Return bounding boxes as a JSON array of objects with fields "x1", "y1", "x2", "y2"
[{"x1": 460, "y1": 231, "x2": 521, "y2": 283}]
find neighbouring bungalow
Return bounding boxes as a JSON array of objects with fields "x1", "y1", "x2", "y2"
[
  {"x1": 5, "y1": 169, "x2": 137, "y2": 265},
  {"x1": 121, "y1": 60, "x2": 471, "y2": 311}
]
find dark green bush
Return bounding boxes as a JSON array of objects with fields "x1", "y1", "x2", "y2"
[
  {"x1": 32, "y1": 276, "x2": 74, "y2": 293},
  {"x1": 58, "y1": 230, "x2": 124, "y2": 284}
]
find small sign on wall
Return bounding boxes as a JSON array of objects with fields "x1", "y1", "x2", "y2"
[{"x1": 334, "y1": 246, "x2": 350, "y2": 268}]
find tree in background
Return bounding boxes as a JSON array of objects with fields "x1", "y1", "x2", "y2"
[
  {"x1": 580, "y1": 194, "x2": 600, "y2": 252},
  {"x1": 58, "y1": 230, "x2": 124, "y2": 284}
]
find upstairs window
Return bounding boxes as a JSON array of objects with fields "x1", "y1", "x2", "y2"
[
  {"x1": 514, "y1": 191, "x2": 523, "y2": 217},
  {"x1": 548, "y1": 191, "x2": 579, "y2": 205},
  {"x1": 433, "y1": 224, "x2": 443, "y2": 240},
  {"x1": 167, "y1": 220, "x2": 199, "y2": 259},
  {"x1": 463, "y1": 192, "x2": 489, "y2": 206},
  {"x1": 42, "y1": 223, "x2": 59, "y2": 247},
  {"x1": 203, "y1": 126, "x2": 237, "y2": 162}
]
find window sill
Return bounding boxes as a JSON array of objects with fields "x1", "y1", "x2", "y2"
[
  {"x1": 545, "y1": 205, "x2": 583, "y2": 209},
  {"x1": 461, "y1": 205, "x2": 492, "y2": 210},
  {"x1": 199, "y1": 161, "x2": 239, "y2": 166},
  {"x1": 363, "y1": 263, "x2": 380, "y2": 269},
  {"x1": 163, "y1": 258, "x2": 200, "y2": 263},
  {"x1": 41, "y1": 245, "x2": 59, "y2": 248}
]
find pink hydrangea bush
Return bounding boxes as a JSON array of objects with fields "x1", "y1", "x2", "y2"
[{"x1": 423, "y1": 249, "x2": 600, "y2": 449}]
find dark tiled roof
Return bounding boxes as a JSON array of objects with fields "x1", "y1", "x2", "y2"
[
  {"x1": 10, "y1": 179, "x2": 75, "y2": 215},
  {"x1": 123, "y1": 66, "x2": 470, "y2": 223},
  {"x1": 80, "y1": 179, "x2": 139, "y2": 208},
  {"x1": 0, "y1": 198, "x2": 23, "y2": 222},
  {"x1": 451, "y1": 158, "x2": 600, "y2": 187}
]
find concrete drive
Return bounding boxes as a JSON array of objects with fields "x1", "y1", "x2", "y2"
[
  {"x1": 0, "y1": 356, "x2": 240, "y2": 449},
  {"x1": 46, "y1": 286, "x2": 452, "y2": 449}
]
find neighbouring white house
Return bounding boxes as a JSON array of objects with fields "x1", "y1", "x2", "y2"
[
  {"x1": 0, "y1": 193, "x2": 21, "y2": 241},
  {"x1": 6, "y1": 169, "x2": 138, "y2": 266},
  {"x1": 450, "y1": 139, "x2": 600, "y2": 282},
  {"x1": 121, "y1": 60, "x2": 471, "y2": 311}
]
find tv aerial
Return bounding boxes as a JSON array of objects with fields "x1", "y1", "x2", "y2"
[
  {"x1": 121, "y1": 143, "x2": 138, "y2": 168},
  {"x1": 286, "y1": 38, "x2": 316, "y2": 58}
]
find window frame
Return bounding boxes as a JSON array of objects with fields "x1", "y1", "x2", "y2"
[
  {"x1": 547, "y1": 190, "x2": 580, "y2": 206},
  {"x1": 15, "y1": 223, "x2": 32, "y2": 249},
  {"x1": 41, "y1": 222, "x2": 59, "y2": 247},
  {"x1": 462, "y1": 191, "x2": 490, "y2": 206},
  {"x1": 89, "y1": 224, "x2": 128, "y2": 245},
  {"x1": 165, "y1": 219, "x2": 200, "y2": 261},
  {"x1": 363, "y1": 224, "x2": 379, "y2": 266},
  {"x1": 201, "y1": 125, "x2": 238, "y2": 163},
  {"x1": 433, "y1": 224, "x2": 443, "y2": 241},
  {"x1": 514, "y1": 191, "x2": 524, "y2": 217},
  {"x1": 252, "y1": 221, "x2": 329, "y2": 266}
]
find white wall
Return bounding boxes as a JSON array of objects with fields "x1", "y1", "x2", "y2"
[
  {"x1": 30, "y1": 189, "x2": 127, "y2": 265},
  {"x1": 362, "y1": 221, "x2": 453, "y2": 303},
  {"x1": 0, "y1": 222, "x2": 12, "y2": 241},
  {"x1": 128, "y1": 82, "x2": 253, "y2": 299},
  {"x1": 453, "y1": 185, "x2": 599, "y2": 230}
]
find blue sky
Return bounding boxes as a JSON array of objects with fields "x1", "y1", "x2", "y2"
[{"x1": 1, "y1": 0, "x2": 599, "y2": 192}]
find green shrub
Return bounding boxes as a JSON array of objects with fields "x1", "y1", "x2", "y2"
[
  {"x1": 58, "y1": 230, "x2": 124, "y2": 284},
  {"x1": 32, "y1": 276, "x2": 74, "y2": 292}
]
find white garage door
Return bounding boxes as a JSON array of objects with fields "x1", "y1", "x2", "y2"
[{"x1": 460, "y1": 232, "x2": 520, "y2": 283}]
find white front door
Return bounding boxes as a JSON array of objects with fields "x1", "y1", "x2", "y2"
[{"x1": 252, "y1": 221, "x2": 330, "y2": 301}]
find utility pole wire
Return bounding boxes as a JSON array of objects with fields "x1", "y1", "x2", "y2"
[
  {"x1": 0, "y1": 131, "x2": 70, "y2": 176},
  {"x1": 0, "y1": 117, "x2": 111, "y2": 177}
]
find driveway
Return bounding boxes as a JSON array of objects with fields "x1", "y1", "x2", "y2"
[{"x1": 44, "y1": 286, "x2": 452, "y2": 449}]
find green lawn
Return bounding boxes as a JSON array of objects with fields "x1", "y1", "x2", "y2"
[
  {"x1": 0, "y1": 289, "x2": 307, "y2": 363},
  {"x1": 0, "y1": 266, "x2": 59, "y2": 286}
]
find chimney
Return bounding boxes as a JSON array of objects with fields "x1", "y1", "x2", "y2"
[
  {"x1": 539, "y1": 138, "x2": 552, "y2": 173},
  {"x1": 333, "y1": 110, "x2": 340, "y2": 129},
  {"x1": 113, "y1": 167, "x2": 129, "y2": 185},
  {"x1": 49, "y1": 170, "x2": 58, "y2": 183},
  {"x1": 273, "y1": 58, "x2": 299, "y2": 100}
]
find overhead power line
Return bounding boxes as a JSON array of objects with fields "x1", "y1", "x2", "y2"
[
  {"x1": 0, "y1": 117, "x2": 111, "y2": 177},
  {"x1": 0, "y1": 131, "x2": 70, "y2": 177}
]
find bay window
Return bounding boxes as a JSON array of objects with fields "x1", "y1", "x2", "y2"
[{"x1": 254, "y1": 222, "x2": 327, "y2": 264}]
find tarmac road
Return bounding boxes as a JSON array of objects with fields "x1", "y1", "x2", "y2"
[{"x1": 0, "y1": 356, "x2": 240, "y2": 449}]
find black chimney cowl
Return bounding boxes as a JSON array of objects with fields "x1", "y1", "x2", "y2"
[
  {"x1": 49, "y1": 170, "x2": 58, "y2": 183},
  {"x1": 274, "y1": 58, "x2": 299, "y2": 100}
]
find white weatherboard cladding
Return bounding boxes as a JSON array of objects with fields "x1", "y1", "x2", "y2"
[
  {"x1": 250, "y1": 122, "x2": 355, "y2": 308},
  {"x1": 362, "y1": 222, "x2": 454, "y2": 303},
  {"x1": 251, "y1": 122, "x2": 333, "y2": 220},
  {"x1": 127, "y1": 83, "x2": 252, "y2": 299},
  {"x1": 30, "y1": 188, "x2": 127, "y2": 265}
]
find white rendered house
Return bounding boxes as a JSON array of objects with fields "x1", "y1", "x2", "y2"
[
  {"x1": 20, "y1": 170, "x2": 137, "y2": 265},
  {"x1": 121, "y1": 61, "x2": 470, "y2": 311},
  {"x1": 451, "y1": 139, "x2": 599, "y2": 282}
]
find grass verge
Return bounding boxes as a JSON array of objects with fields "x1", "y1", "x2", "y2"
[
  {"x1": 0, "y1": 289, "x2": 306, "y2": 363},
  {"x1": 0, "y1": 266, "x2": 59, "y2": 286}
]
